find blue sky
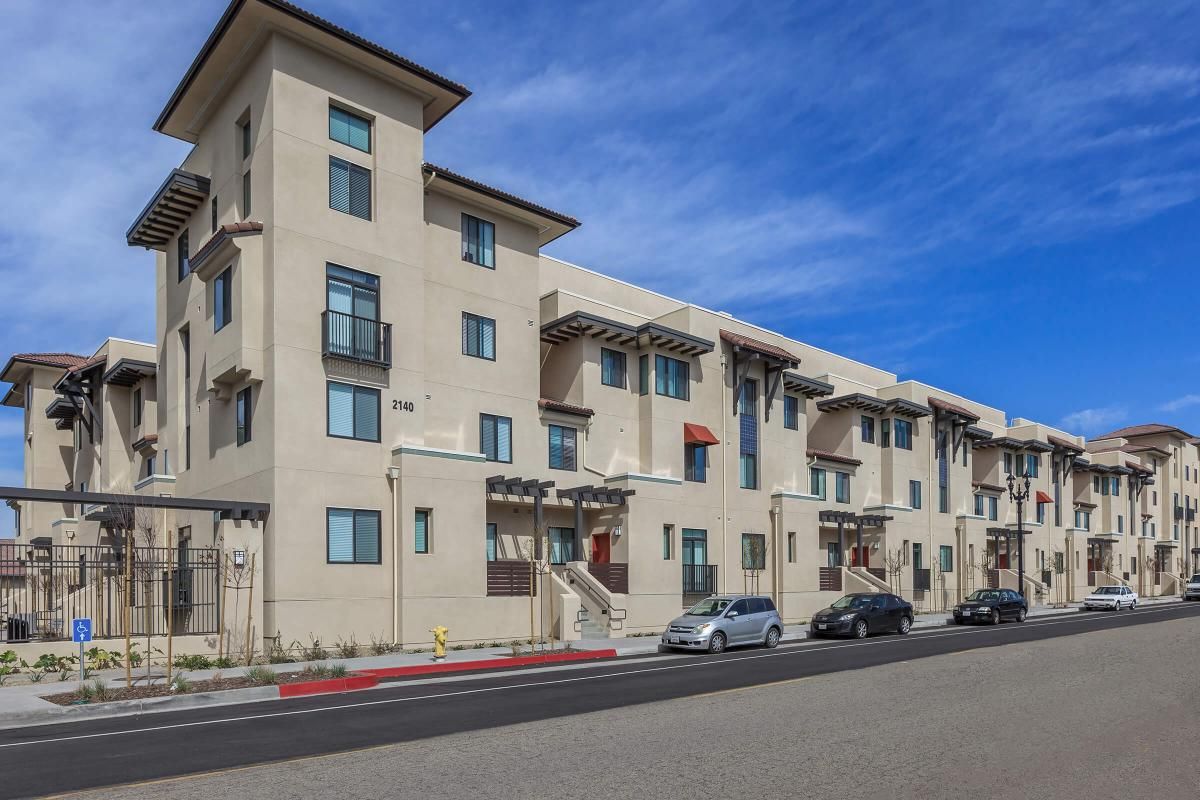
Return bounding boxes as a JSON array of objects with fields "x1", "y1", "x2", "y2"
[{"x1": 1, "y1": 0, "x2": 1199, "y2": 512}]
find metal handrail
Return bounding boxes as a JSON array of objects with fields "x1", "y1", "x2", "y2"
[
  {"x1": 321, "y1": 309, "x2": 392, "y2": 368},
  {"x1": 563, "y1": 565, "x2": 627, "y2": 624}
]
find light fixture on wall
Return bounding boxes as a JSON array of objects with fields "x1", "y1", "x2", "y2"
[{"x1": 612, "y1": 525, "x2": 622, "y2": 538}]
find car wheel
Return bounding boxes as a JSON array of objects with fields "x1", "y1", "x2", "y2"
[
  {"x1": 764, "y1": 627, "x2": 781, "y2": 649},
  {"x1": 707, "y1": 632, "x2": 727, "y2": 654},
  {"x1": 990, "y1": 609, "x2": 1001, "y2": 625},
  {"x1": 898, "y1": 616, "x2": 912, "y2": 635},
  {"x1": 1016, "y1": 608, "x2": 1027, "y2": 623},
  {"x1": 853, "y1": 619, "x2": 869, "y2": 639},
  {"x1": 1131, "y1": 601, "x2": 1137, "y2": 610}
]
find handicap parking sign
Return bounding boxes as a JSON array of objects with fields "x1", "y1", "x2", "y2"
[{"x1": 72, "y1": 618, "x2": 92, "y2": 643}]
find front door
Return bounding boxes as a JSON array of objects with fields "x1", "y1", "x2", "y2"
[
  {"x1": 591, "y1": 533, "x2": 611, "y2": 564},
  {"x1": 827, "y1": 542, "x2": 841, "y2": 567}
]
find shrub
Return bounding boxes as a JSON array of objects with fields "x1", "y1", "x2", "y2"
[
  {"x1": 328, "y1": 663, "x2": 348, "y2": 678},
  {"x1": 79, "y1": 679, "x2": 110, "y2": 703},
  {"x1": 334, "y1": 636, "x2": 361, "y2": 660},
  {"x1": 20, "y1": 660, "x2": 47, "y2": 683},
  {"x1": 300, "y1": 635, "x2": 328, "y2": 662},
  {"x1": 369, "y1": 633, "x2": 395, "y2": 656},
  {"x1": 246, "y1": 666, "x2": 278, "y2": 685},
  {"x1": 266, "y1": 632, "x2": 294, "y2": 664},
  {"x1": 213, "y1": 656, "x2": 235, "y2": 669},
  {"x1": 174, "y1": 654, "x2": 214, "y2": 670},
  {"x1": 170, "y1": 674, "x2": 192, "y2": 694}
]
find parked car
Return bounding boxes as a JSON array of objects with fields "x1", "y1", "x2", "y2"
[
  {"x1": 1083, "y1": 585, "x2": 1138, "y2": 611},
  {"x1": 952, "y1": 589, "x2": 1027, "y2": 625},
  {"x1": 809, "y1": 593, "x2": 913, "y2": 639},
  {"x1": 1184, "y1": 575, "x2": 1200, "y2": 601},
  {"x1": 661, "y1": 595, "x2": 783, "y2": 654}
]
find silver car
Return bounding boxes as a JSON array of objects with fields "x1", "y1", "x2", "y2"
[{"x1": 661, "y1": 595, "x2": 783, "y2": 653}]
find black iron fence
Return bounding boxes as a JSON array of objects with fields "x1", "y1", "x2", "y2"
[
  {"x1": 0, "y1": 544, "x2": 220, "y2": 643},
  {"x1": 322, "y1": 310, "x2": 392, "y2": 368},
  {"x1": 683, "y1": 564, "x2": 717, "y2": 596}
]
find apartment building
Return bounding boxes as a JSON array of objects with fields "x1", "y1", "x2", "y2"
[{"x1": 4, "y1": 0, "x2": 1199, "y2": 649}]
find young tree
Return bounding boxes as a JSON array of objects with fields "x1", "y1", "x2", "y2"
[{"x1": 883, "y1": 547, "x2": 905, "y2": 598}]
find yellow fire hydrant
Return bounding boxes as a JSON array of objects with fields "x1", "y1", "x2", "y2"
[{"x1": 430, "y1": 625, "x2": 449, "y2": 661}]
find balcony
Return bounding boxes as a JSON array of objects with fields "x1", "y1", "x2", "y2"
[
  {"x1": 322, "y1": 310, "x2": 392, "y2": 368},
  {"x1": 683, "y1": 564, "x2": 717, "y2": 597},
  {"x1": 1175, "y1": 506, "x2": 1185, "y2": 521},
  {"x1": 1188, "y1": 509, "x2": 1196, "y2": 523}
]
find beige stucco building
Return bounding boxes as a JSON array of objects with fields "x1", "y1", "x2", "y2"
[{"x1": 4, "y1": 0, "x2": 1199, "y2": 650}]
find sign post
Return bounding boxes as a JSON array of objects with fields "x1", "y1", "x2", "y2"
[{"x1": 72, "y1": 618, "x2": 92, "y2": 683}]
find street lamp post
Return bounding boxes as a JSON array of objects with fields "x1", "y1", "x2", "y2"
[{"x1": 1007, "y1": 472, "x2": 1032, "y2": 598}]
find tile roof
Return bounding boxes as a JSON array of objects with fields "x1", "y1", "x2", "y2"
[
  {"x1": 927, "y1": 396, "x2": 981, "y2": 422},
  {"x1": 1126, "y1": 460, "x2": 1153, "y2": 474},
  {"x1": 1094, "y1": 423, "x2": 1197, "y2": 441},
  {"x1": 1047, "y1": 434, "x2": 1083, "y2": 451},
  {"x1": 8, "y1": 353, "x2": 90, "y2": 370},
  {"x1": 538, "y1": 398, "x2": 594, "y2": 418},
  {"x1": 719, "y1": 330, "x2": 801, "y2": 365},
  {"x1": 806, "y1": 448, "x2": 862, "y2": 467},
  {"x1": 189, "y1": 221, "x2": 264, "y2": 272},
  {"x1": 423, "y1": 163, "x2": 579, "y2": 228}
]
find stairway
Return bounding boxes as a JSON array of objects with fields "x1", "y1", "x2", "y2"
[{"x1": 579, "y1": 616, "x2": 607, "y2": 640}]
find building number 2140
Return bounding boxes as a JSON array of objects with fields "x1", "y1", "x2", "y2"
[{"x1": 392, "y1": 400, "x2": 414, "y2": 412}]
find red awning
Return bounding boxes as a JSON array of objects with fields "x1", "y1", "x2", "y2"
[
  {"x1": 1035, "y1": 490, "x2": 1054, "y2": 504},
  {"x1": 684, "y1": 423, "x2": 719, "y2": 446}
]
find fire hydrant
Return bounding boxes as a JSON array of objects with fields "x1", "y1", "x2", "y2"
[{"x1": 430, "y1": 625, "x2": 449, "y2": 661}]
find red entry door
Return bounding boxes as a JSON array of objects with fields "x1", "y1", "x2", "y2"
[
  {"x1": 591, "y1": 533, "x2": 611, "y2": 564},
  {"x1": 850, "y1": 546, "x2": 870, "y2": 568}
]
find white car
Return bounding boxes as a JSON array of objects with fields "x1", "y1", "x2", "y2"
[
  {"x1": 1083, "y1": 585, "x2": 1137, "y2": 611},
  {"x1": 1184, "y1": 574, "x2": 1200, "y2": 601}
]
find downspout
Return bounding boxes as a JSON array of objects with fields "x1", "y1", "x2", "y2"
[
  {"x1": 927, "y1": 413, "x2": 936, "y2": 610},
  {"x1": 388, "y1": 466, "x2": 401, "y2": 646},
  {"x1": 720, "y1": 352, "x2": 729, "y2": 594}
]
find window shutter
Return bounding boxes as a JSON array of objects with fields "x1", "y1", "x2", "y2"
[
  {"x1": 549, "y1": 426, "x2": 563, "y2": 468},
  {"x1": 355, "y1": 511, "x2": 380, "y2": 563},
  {"x1": 739, "y1": 414, "x2": 758, "y2": 455},
  {"x1": 655, "y1": 355, "x2": 666, "y2": 395},
  {"x1": 329, "y1": 108, "x2": 350, "y2": 146},
  {"x1": 462, "y1": 313, "x2": 474, "y2": 355},
  {"x1": 414, "y1": 510, "x2": 428, "y2": 554},
  {"x1": 327, "y1": 509, "x2": 354, "y2": 562},
  {"x1": 354, "y1": 386, "x2": 379, "y2": 441},
  {"x1": 328, "y1": 383, "x2": 354, "y2": 437},
  {"x1": 497, "y1": 417, "x2": 512, "y2": 462},
  {"x1": 348, "y1": 164, "x2": 371, "y2": 219},
  {"x1": 329, "y1": 158, "x2": 350, "y2": 213},
  {"x1": 348, "y1": 114, "x2": 370, "y2": 152},
  {"x1": 481, "y1": 220, "x2": 495, "y2": 267},
  {"x1": 481, "y1": 318, "x2": 495, "y2": 359},
  {"x1": 562, "y1": 427, "x2": 576, "y2": 469}
]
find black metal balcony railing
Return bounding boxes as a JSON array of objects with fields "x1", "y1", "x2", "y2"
[
  {"x1": 1174, "y1": 506, "x2": 1185, "y2": 521},
  {"x1": 322, "y1": 310, "x2": 392, "y2": 368},
  {"x1": 682, "y1": 564, "x2": 717, "y2": 596},
  {"x1": 1188, "y1": 508, "x2": 1196, "y2": 523}
]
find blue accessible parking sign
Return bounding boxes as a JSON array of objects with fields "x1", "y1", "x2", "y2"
[{"x1": 72, "y1": 618, "x2": 92, "y2": 643}]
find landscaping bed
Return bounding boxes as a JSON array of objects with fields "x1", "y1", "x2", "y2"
[{"x1": 42, "y1": 664, "x2": 352, "y2": 706}]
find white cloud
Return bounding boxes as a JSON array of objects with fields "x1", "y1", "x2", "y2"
[
  {"x1": 1059, "y1": 406, "x2": 1127, "y2": 435},
  {"x1": 1159, "y1": 394, "x2": 1200, "y2": 413}
]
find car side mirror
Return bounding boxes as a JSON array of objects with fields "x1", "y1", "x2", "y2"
[{"x1": 726, "y1": 611, "x2": 739, "y2": 618}]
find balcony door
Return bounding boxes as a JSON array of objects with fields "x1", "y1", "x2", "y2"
[
  {"x1": 326, "y1": 264, "x2": 380, "y2": 361},
  {"x1": 682, "y1": 529, "x2": 707, "y2": 566}
]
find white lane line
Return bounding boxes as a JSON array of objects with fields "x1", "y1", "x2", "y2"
[{"x1": 0, "y1": 602, "x2": 1189, "y2": 750}]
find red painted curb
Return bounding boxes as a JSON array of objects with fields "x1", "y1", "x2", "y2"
[
  {"x1": 277, "y1": 673, "x2": 379, "y2": 698},
  {"x1": 362, "y1": 648, "x2": 620, "y2": 679}
]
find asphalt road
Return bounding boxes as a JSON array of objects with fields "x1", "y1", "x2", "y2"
[{"x1": 3, "y1": 602, "x2": 1199, "y2": 799}]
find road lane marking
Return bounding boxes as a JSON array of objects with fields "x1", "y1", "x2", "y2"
[{"x1": 2, "y1": 602, "x2": 1192, "y2": 751}]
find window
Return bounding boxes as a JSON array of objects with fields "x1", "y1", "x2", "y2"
[
  {"x1": 939, "y1": 545, "x2": 953, "y2": 573},
  {"x1": 974, "y1": 495, "x2": 985, "y2": 516},
  {"x1": 461, "y1": 312, "x2": 496, "y2": 360},
  {"x1": 1036, "y1": 503, "x2": 1045, "y2": 524},
  {"x1": 326, "y1": 263, "x2": 381, "y2": 359},
  {"x1": 241, "y1": 118, "x2": 252, "y2": 159},
  {"x1": 1111, "y1": 477, "x2": 1120, "y2": 497},
  {"x1": 639, "y1": 354, "x2": 649, "y2": 396},
  {"x1": 486, "y1": 523, "x2": 497, "y2": 561},
  {"x1": 144, "y1": 455, "x2": 155, "y2": 478},
  {"x1": 787, "y1": 531, "x2": 796, "y2": 563},
  {"x1": 662, "y1": 525, "x2": 673, "y2": 560},
  {"x1": 738, "y1": 379, "x2": 757, "y2": 489},
  {"x1": 601, "y1": 348, "x2": 626, "y2": 388},
  {"x1": 548, "y1": 424, "x2": 577, "y2": 471},
  {"x1": 1100, "y1": 477, "x2": 1109, "y2": 496},
  {"x1": 236, "y1": 386, "x2": 252, "y2": 446},
  {"x1": 329, "y1": 156, "x2": 371, "y2": 220},
  {"x1": 548, "y1": 527, "x2": 575, "y2": 564},
  {"x1": 810, "y1": 468, "x2": 827, "y2": 500},
  {"x1": 242, "y1": 170, "x2": 251, "y2": 217},
  {"x1": 211, "y1": 197, "x2": 218, "y2": 233},
  {"x1": 784, "y1": 395, "x2": 799, "y2": 430},
  {"x1": 912, "y1": 542, "x2": 923, "y2": 570},
  {"x1": 910, "y1": 480, "x2": 922, "y2": 509},
  {"x1": 327, "y1": 381, "x2": 380, "y2": 442},
  {"x1": 655, "y1": 355, "x2": 689, "y2": 400},
  {"x1": 132, "y1": 387, "x2": 142, "y2": 428},
  {"x1": 685, "y1": 442, "x2": 708, "y2": 482},
  {"x1": 214, "y1": 267, "x2": 232, "y2": 331},
  {"x1": 861, "y1": 415, "x2": 875, "y2": 444},
  {"x1": 461, "y1": 214, "x2": 496, "y2": 268},
  {"x1": 1004, "y1": 452, "x2": 1013, "y2": 477},
  {"x1": 881, "y1": 419, "x2": 890, "y2": 448},
  {"x1": 480, "y1": 414, "x2": 513, "y2": 463},
  {"x1": 327, "y1": 509, "x2": 381, "y2": 564},
  {"x1": 1075, "y1": 510, "x2": 1091, "y2": 530},
  {"x1": 988, "y1": 496, "x2": 998, "y2": 521},
  {"x1": 741, "y1": 533, "x2": 767, "y2": 570},
  {"x1": 1117, "y1": 514, "x2": 1124, "y2": 533},
  {"x1": 894, "y1": 419, "x2": 912, "y2": 450},
  {"x1": 415, "y1": 510, "x2": 430, "y2": 554},
  {"x1": 182, "y1": 328, "x2": 191, "y2": 470},
  {"x1": 328, "y1": 105, "x2": 371, "y2": 152},
  {"x1": 962, "y1": 440, "x2": 969, "y2": 467},
  {"x1": 177, "y1": 230, "x2": 189, "y2": 282},
  {"x1": 835, "y1": 471, "x2": 850, "y2": 504}
]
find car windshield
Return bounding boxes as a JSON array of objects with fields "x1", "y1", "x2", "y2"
[
  {"x1": 686, "y1": 598, "x2": 731, "y2": 617},
  {"x1": 1095, "y1": 587, "x2": 1121, "y2": 595},
  {"x1": 1192, "y1": 575, "x2": 1200, "y2": 583},
  {"x1": 966, "y1": 591, "x2": 1001, "y2": 602},
  {"x1": 830, "y1": 595, "x2": 875, "y2": 610}
]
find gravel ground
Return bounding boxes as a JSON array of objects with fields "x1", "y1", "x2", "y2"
[{"x1": 70, "y1": 614, "x2": 1200, "y2": 800}]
